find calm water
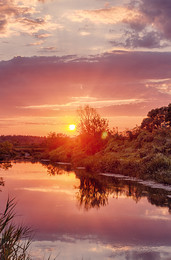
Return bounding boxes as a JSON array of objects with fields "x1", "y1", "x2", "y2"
[{"x1": 0, "y1": 161, "x2": 171, "y2": 260}]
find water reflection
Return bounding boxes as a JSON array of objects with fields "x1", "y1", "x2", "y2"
[
  {"x1": 45, "y1": 164, "x2": 67, "y2": 176},
  {"x1": 1, "y1": 161, "x2": 171, "y2": 212},
  {"x1": 44, "y1": 163, "x2": 171, "y2": 213},
  {"x1": 0, "y1": 162, "x2": 11, "y2": 190},
  {"x1": 0, "y1": 162, "x2": 12, "y2": 171},
  {"x1": 0, "y1": 162, "x2": 171, "y2": 260},
  {"x1": 0, "y1": 177, "x2": 4, "y2": 191},
  {"x1": 76, "y1": 176, "x2": 109, "y2": 210}
]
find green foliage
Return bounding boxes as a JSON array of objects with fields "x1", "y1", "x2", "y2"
[{"x1": 143, "y1": 153, "x2": 171, "y2": 173}]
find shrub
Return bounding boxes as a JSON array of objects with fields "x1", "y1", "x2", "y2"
[{"x1": 144, "y1": 153, "x2": 171, "y2": 174}]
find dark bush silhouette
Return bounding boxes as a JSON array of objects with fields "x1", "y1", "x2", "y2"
[{"x1": 141, "y1": 103, "x2": 171, "y2": 131}]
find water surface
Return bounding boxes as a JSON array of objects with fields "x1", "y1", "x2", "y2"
[{"x1": 0, "y1": 162, "x2": 171, "y2": 260}]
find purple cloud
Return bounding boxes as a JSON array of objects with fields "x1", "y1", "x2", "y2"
[
  {"x1": 0, "y1": 52, "x2": 170, "y2": 119},
  {"x1": 107, "y1": 0, "x2": 171, "y2": 49}
]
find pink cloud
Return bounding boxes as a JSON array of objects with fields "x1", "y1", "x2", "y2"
[
  {"x1": 0, "y1": 0, "x2": 59, "y2": 38},
  {"x1": 0, "y1": 52, "x2": 170, "y2": 120},
  {"x1": 68, "y1": 6, "x2": 139, "y2": 25}
]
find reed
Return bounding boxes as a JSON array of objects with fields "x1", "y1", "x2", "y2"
[{"x1": 0, "y1": 197, "x2": 32, "y2": 260}]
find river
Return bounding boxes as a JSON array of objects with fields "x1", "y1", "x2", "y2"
[{"x1": 0, "y1": 161, "x2": 171, "y2": 260}]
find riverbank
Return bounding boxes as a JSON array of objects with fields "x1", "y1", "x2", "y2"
[
  {"x1": 0, "y1": 109, "x2": 170, "y2": 185},
  {"x1": 35, "y1": 127, "x2": 171, "y2": 185}
]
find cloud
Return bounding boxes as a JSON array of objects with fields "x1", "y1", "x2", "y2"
[
  {"x1": 67, "y1": 7, "x2": 139, "y2": 25},
  {"x1": 120, "y1": 0, "x2": 171, "y2": 48},
  {"x1": 125, "y1": 31, "x2": 167, "y2": 48},
  {"x1": 23, "y1": 97, "x2": 144, "y2": 110},
  {"x1": 27, "y1": 40, "x2": 44, "y2": 46},
  {"x1": 37, "y1": 46, "x2": 59, "y2": 53},
  {"x1": 145, "y1": 78, "x2": 171, "y2": 95},
  {"x1": 111, "y1": 31, "x2": 168, "y2": 49},
  {"x1": 68, "y1": 1, "x2": 171, "y2": 49},
  {"x1": 79, "y1": 31, "x2": 91, "y2": 36},
  {"x1": 138, "y1": 0, "x2": 171, "y2": 40},
  {"x1": 34, "y1": 32, "x2": 52, "y2": 39},
  {"x1": 0, "y1": 0, "x2": 60, "y2": 38},
  {"x1": 0, "y1": 52, "x2": 170, "y2": 119}
]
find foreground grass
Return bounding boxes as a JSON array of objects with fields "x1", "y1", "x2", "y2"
[
  {"x1": 0, "y1": 198, "x2": 32, "y2": 260},
  {"x1": 0, "y1": 198, "x2": 58, "y2": 260}
]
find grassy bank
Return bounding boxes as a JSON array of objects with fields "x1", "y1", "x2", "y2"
[
  {"x1": 41, "y1": 127, "x2": 171, "y2": 185},
  {"x1": 0, "y1": 104, "x2": 170, "y2": 185}
]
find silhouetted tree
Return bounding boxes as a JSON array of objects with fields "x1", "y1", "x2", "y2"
[
  {"x1": 141, "y1": 103, "x2": 171, "y2": 131},
  {"x1": 77, "y1": 105, "x2": 109, "y2": 135},
  {"x1": 77, "y1": 105, "x2": 109, "y2": 154},
  {"x1": 165, "y1": 103, "x2": 171, "y2": 126}
]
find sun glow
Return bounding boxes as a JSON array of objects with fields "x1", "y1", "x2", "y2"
[{"x1": 69, "y1": 124, "x2": 76, "y2": 131}]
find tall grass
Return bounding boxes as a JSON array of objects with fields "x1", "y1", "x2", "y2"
[{"x1": 0, "y1": 198, "x2": 32, "y2": 260}]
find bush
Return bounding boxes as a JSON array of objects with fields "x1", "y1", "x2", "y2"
[{"x1": 144, "y1": 153, "x2": 171, "y2": 174}]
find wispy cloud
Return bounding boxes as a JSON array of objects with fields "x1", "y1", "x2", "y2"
[
  {"x1": 67, "y1": 7, "x2": 139, "y2": 25},
  {"x1": 22, "y1": 97, "x2": 145, "y2": 110},
  {"x1": 27, "y1": 40, "x2": 44, "y2": 46},
  {"x1": 34, "y1": 32, "x2": 52, "y2": 39}
]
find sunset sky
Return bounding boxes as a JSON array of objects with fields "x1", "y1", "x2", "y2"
[{"x1": 0, "y1": 0, "x2": 171, "y2": 135}]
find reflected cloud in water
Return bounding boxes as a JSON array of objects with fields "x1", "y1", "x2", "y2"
[
  {"x1": 0, "y1": 161, "x2": 171, "y2": 259},
  {"x1": 30, "y1": 239, "x2": 171, "y2": 260}
]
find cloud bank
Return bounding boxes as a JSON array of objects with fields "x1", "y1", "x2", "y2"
[{"x1": 0, "y1": 52, "x2": 170, "y2": 120}]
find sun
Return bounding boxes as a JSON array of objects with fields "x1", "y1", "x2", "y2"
[{"x1": 69, "y1": 124, "x2": 76, "y2": 131}]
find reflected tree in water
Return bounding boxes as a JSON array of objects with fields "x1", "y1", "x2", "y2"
[
  {"x1": 0, "y1": 177, "x2": 4, "y2": 191},
  {"x1": 43, "y1": 163, "x2": 171, "y2": 212},
  {"x1": 75, "y1": 176, "x2": 110, "y2": 210},
  {"x1": 42, "y1": 163, "x2": 71, "y2": 176},
  {"x1": 76, "y1": 174, "x2": 171, "y2": 212},
  {"x1": 0, "y1": 163, "x2": 11, "y2": 192},
  {"x1": 46, "y1": 164, "x2": 66, "y2": 176},
  {"x1": 0, "y1": 162, "x2": 12, "y2": 171}
]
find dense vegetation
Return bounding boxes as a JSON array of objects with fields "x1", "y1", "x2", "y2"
[{"x1": 0, "y1": 104, "x2": 170, "y2": 184}]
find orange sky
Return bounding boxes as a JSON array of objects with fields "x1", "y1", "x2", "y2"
[{"x1": 0, "y1": 0, "x2": 171, "y2": 135}]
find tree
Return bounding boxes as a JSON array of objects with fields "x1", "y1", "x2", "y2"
[
  {"x1": 141, "y1": 103, "x2": 171, "y2": 131},
  {"x1": 165, "y1": 103, "x2": 171, "y2": 126},
  {"x1": 0, "y1": 141, "x2": 13, "y2": 161},
  {"x1": 77, "y1": 105, "x2": 109, "y2": 154},
  {"x1": 77, "y1": 105, "x2": 109, "y2": 136}
]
